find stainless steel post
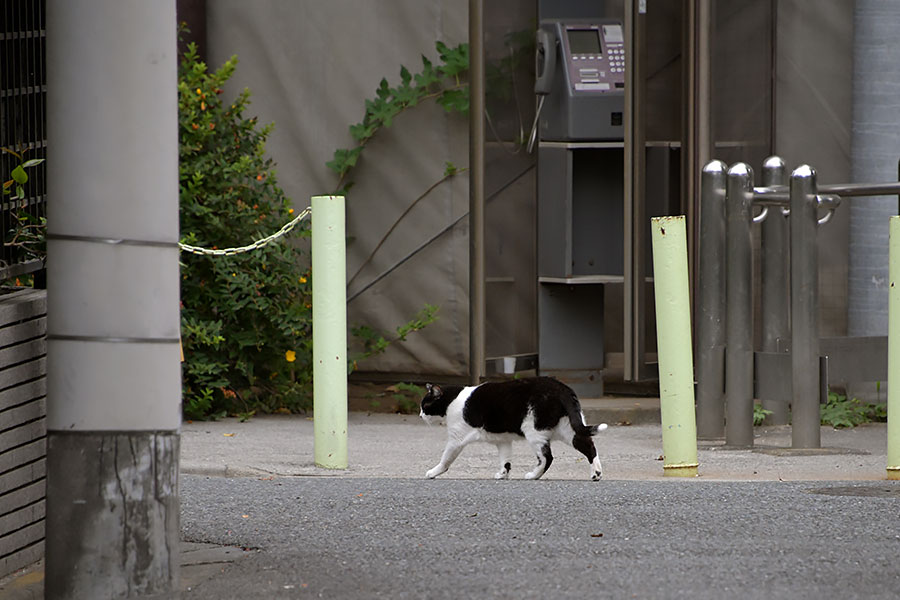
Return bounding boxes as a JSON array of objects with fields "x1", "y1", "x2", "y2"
[
  {"x1": 725, "y1": 163, "x2": 755, "y2": 447},
  {"x1": 790, "y1": 165, "x2": 821, "y2": 448},
  {"x1": 683, "y1": 0, "x2": 713, "y2": 297},
  {"x1": 696, "y1": 160, "x2": 728, "y2": 439},
  {"x1": 468, "y1": 0, "x2": 485, "y2": 384},
  {"x1": 624, "y1": 0, "x2": 647, "y2": 381},
  {"x1": 760, "y1": 156, "x2": 790, "y2": 424}
]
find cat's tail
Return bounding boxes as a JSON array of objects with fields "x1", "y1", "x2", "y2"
[
  {"x1": 584, "y1": 423, "x2": 609, "y2": 436},
  {"x1": 564, "y1": 393, "x2": 609, "y2": 436}
]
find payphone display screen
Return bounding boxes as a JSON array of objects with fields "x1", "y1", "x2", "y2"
[{"x1": 567, "y1": 29, "x2": 601, "y2": 55}]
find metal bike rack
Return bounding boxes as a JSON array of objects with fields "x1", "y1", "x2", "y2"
[{"x1": 697, "y1": 157, "x2": 900, "y2": 448}]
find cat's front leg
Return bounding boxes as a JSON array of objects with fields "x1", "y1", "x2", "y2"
[
  {"x1": 494, "y1": 441, "x2": 512, "y2": 479},
  {"x1": 426, "y1": 463, "x2": 448, "y2": 479},
  {"x1": 426, "y1": 438, "x2": 466, "y2": 479}
]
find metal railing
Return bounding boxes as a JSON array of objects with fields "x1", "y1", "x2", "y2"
[
  {"x1": 1, "y1": 0, "x2": 48, "y2": 282},
  {"x1": 696, "y1": 156, "x2": 900, "y2": 449}
]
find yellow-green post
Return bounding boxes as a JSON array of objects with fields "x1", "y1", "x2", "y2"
[
  {"x1": 651, "y1": 216, "x2": 699, "y2": 477},
  {"x1": 888, "y1": 216, "x2": 900, "y2": 479},
  {"x1": 312, "y1": 195, "x2": 348, "y2": 469}
]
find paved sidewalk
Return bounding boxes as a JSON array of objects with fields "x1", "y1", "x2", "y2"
[{"x1": 179, "y1": 411, "x2": 890, "y2": 482}]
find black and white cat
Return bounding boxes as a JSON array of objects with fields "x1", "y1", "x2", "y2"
[{"x1": 420, "y1": 377, "x2": 608, "y2": 481}]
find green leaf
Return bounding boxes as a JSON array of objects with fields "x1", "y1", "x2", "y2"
[
  {"x1": 436, "y1": 42, "x2": 469, "y2": 79},
  {"x1": 349, "y1": 122, "x2": 377, "y2": 142},
  {"x1": 415, "y1": 56, "x2": 439, "y2": 88},
  {"x1": 436, "y1": 88, "x2": 469, "y2": 114},
  {"x1": 11, "y1": 165, "x2": 28, "y2": 185},
  {"x1": 392, "y1": 81, "x2": 420, "y2": 107},
  {"x1": 22, "y1": 158, "x2": 44, "y2": 168},
  {"x1": 375, "y1": 78, "x2": 391, "y2": 100},
  {"x1": 369, "y1": 98, "x2": 401, "y2": 128}
]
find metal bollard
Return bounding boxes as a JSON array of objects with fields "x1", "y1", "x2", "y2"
[
  {"x1": 312, "y1": 195, "x2": 349, "y2": 469},
  {"x1": 760, "y1": 156, "x2": 790, "y2": 425},
  {"x1": 789, "y1": 166, "x2": 821, "y2": 449},
  {"x1": 725, "y1": 163, "x2": 755, "y2": 447},
  {"x1": 888, "y1": 216, "x2": 900, "y2": 479},
  {"x1": 696, "y1": 160, "x2": 728, "y2": 439},
  {"x1": 651, "y1": 216, "x2": 699, "y2": 477}
]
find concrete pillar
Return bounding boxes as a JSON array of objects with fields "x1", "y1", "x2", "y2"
[{"x1": 45, "y1": 1, "x2": 181, "y2": 597}]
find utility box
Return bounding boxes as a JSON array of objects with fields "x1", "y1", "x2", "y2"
[{"x1": 535, "y1": 11, "x2": 627, "y2": 397}]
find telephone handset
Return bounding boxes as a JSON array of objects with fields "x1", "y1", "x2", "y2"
[
  {"x1": 534, "y1": 28, "x2": 557, "y2": 96},
  {"x1": 528, "y1": 28, "x2": 558, "y2": 152}
]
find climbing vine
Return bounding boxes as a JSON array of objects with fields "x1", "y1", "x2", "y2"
[{"x1": 327, "y1": 41, "x2": 470, "y2": 196}]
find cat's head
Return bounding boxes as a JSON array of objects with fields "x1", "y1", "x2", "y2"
[{"x1": 420, "y1": 383, "x2": 447, "y2": 424}]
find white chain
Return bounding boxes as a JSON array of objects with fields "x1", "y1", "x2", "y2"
[{"x1": 178, "y1": 207, "x2": 312, "y2": 256}]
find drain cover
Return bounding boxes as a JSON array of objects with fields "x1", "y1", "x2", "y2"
[{"x1": 808, "y1": 486, "x2": 900, "y2": 498}]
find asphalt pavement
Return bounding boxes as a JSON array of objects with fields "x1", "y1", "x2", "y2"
[{"x1": 3, "y1": 406, "x2": 900, "y2": 599}]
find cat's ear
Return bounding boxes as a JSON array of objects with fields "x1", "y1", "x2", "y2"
[{"x1": 425, "y1": 383, "x2": 441, "y2": 399}]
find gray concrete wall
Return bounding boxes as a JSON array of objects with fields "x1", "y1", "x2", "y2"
[
  {"x1": 849, "y1": 0, "x2": 900, "y2": 339},
  {"x1": 775, "y1": 0, "x2": 855, "y2": 337},
  {"x1": 206, "y1": 1, "x2": 470, "y2": 377}
]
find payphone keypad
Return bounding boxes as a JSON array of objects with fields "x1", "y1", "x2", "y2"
[{"x1": 565, "y1": 24, "x2": 625, "y2": 92}]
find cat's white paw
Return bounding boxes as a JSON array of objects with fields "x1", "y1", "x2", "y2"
[
  {"x1": 524, "y1": 470, "x2": 544, "y2": 480},
  {"x1": 494, "y1": 470, "x2": 509, "y2": 480},
  {"x1": 426, "y1": 465, "x2": 446, "y2": 479},
  {"x1": 591, "y1": 471, "x2": 602, "y2": 481}
]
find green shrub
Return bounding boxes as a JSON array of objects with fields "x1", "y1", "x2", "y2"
[
  {"x1": 753, "y1": 402, "x2": 773, "y2": 426},
  {"x1": 178, "y1": 43, "x2": 312, "y2": 418},
  {"x1": 820, "y1": 392, "x2": 887, "y2": 429},
  {"x1": 177, "y1": 43, "x2": 438, "y2": 419}
]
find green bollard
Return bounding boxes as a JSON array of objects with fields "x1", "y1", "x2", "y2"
[
  {"x1": 888, "y1": 217, "x2": 900, "y2": 480},
  {"x1": 312, "y1": 195, "x2": 348, "y2": 469},
  {"x1": 651, "y1": 216, "x2": 699, "y2": 477}
]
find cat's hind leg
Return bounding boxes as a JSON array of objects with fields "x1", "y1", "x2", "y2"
[
  {"x1": 572, "y1": 434, "x2": 603, "y2": 481},
  {"x1": 523, "y1": 434, "x2": 553, "y2": 480},
  {"x1": 494, "y1": 440, "x2": 512, "y2": 479}
]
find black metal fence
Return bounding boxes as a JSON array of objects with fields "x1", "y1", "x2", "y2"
[{"x1": 1, "y1": 0, "x2": 47, "y2": 282}]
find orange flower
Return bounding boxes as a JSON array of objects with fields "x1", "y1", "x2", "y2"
[
  {"x1": 191, "y1": 123, "x2": 199, "y2": 130},
  {"x1": 285, "y1": 350, "x2": 296, "y2": 363},
  {"x1": 208, "y1": 123, "x2": 215, "y2": 130},
  {"x1": 256, "y1": 174, "x2": 264, "y2": 181}
]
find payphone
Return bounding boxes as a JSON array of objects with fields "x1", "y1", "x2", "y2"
[
  {"x1": 535, "y1": 18, "x2": 627, "y2": 397},
  {"x1": 535, "y1": 21, "x2": 626, "y2": 141}
]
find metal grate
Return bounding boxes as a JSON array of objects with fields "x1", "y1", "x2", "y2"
[{"x1": 1, "y1": 0, "x2": 47, "y2": 282}]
